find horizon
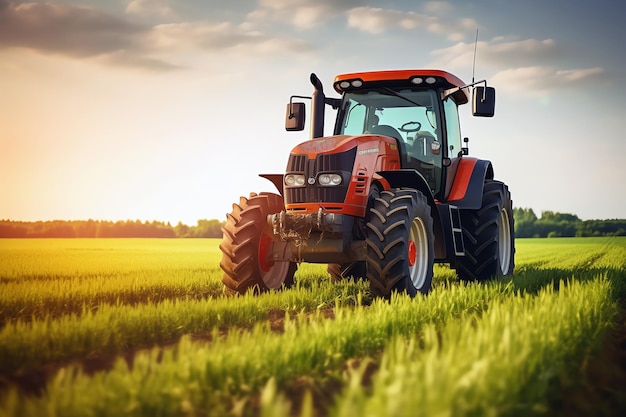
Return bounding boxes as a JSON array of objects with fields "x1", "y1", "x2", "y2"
[
  {"x1": 1, "y1": 0, "x2": 625, "y2": 225},
  {"x1": 3, "y1": 207, "x2": 626, "y2": 225}
]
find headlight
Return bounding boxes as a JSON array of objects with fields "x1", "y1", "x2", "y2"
[
  {"x1": 284, "y1": 174, "x2": 305, "y2": 187},
  {"x1": 318, "y1": 173, "x2": 342, "y2": 186}
]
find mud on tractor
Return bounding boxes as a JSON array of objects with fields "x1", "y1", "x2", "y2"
[{"x1": 220, "y1": 69, "x2": 515, "y2": 298}]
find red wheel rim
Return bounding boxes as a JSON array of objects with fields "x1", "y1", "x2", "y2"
[
  {"x1": 408, "y1": 240, "x2": 417, "y2": 266},
  {"x1": 258, "y1": 234, "x2": 274, "y2": 272}
]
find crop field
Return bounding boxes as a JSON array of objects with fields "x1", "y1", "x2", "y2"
[{"x1": 0, "y1": 237, "x2": 625, "y2": 417}]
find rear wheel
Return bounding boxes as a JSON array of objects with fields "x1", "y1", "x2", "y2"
[
  {"x1": 456, "y1": 181, "x2": 515, "y2": 282},
  {"x1": 365, "y1": 189, "x2": 434, "y2": 298},
  {"x1": 220, "y1": 192, "x2": 297, "y2": 294}
]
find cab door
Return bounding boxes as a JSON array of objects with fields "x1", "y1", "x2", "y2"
[{"x1": 442, "y1": 96, "x2": 464, "y2": 199}]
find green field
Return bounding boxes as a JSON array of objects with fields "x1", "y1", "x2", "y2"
[{"x1": 1, "y1": 237, "x2": 625, "y2": 416}]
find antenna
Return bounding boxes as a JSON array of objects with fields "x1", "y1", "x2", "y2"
[{"x1": 471, "y1": 29, "x2": 479, "y2": 84}]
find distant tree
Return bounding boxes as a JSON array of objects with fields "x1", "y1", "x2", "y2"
[
  {"x1": 175, "y1": 222, "x2": 190, "y2": 238},
  {"x1": 513, "y1": 207, "x2": 538, "y2": 238},
  {"x1": 3, "y1": 214, "x2": 620, "y2": 239},
  {"x1": 188, "y1": 219, "x2": 224, "y2": 238}
]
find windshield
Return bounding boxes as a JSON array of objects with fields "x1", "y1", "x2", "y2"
[
  {"x1": 337, "y1": 89, "x2": 438, "y2": 142},
  {"x1": 335, "y1": 88, "x2": 443, "y2": 194}
]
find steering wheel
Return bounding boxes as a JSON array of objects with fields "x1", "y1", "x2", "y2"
[{"x1": 399, "y1": 121, "x2": 422, "y2": 133}]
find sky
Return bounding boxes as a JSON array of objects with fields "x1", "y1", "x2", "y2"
[{"x1": 1, "y1": 0, "x2": 624, "y2": 225}]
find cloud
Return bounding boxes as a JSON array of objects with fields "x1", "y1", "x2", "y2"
[
  {"x1": 144, "y1": 21, "x2": 314, "y2": 55},
  {"x1": 125, "y1": 0, "x2": 176, "y2": 20},
  {"x1": 345, "y1": 6, "x2": 476, "y2": 41},
  {"x1": 97, "y1": 50, "x2": 183, "y2": 72},
  {"x1": 490, "y1": 66, "x2": 605, "y2": 94},
  {"x1": 430, "y1": 37, "x2": 605, "y2": 94},
  {"x1": 0, "y1": 1, "x2": 313, "y2": 71},
  {"x1": 430, "y1": 38, "x2": 561, "y2": 70},
  {"x1": 423, "y1": 1, "x2": 453, "y2": 15},
  {"x1": 0, "y1": 0, "x2": 180, "y2": 71},
  {"x1": 0, "y1": 0, "x2": 145, "y2": 57},
  {"x1": 556, "y1": 67, "x2": 605, "y2": 82},
  {"x1": 250, "y1": 0, "x2": 362, "y2": 29}
]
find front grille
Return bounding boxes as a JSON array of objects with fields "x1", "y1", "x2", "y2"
[
  {"x1": 285, "y1": 147, "x2": 357, "y2": 205},
  {"x1": 287, "y1": 154, "x2": 307, "y2": 172}
]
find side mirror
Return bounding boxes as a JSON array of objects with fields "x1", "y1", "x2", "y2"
[
  {"x1": 285, "y1": 102, "x2": 306, "y2": 131},
  {"x1": 472, "y1": 86, "x2": 496, "y2": 117}
]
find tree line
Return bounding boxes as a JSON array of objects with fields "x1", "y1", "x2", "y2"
[
  {"x1": 0, "y1": 219, "x2": 225, "y2": 238},
  {"x1": 513, "y1": 208, "x2": 626, "y2": 238},
  {"x1": 1, "y1": 210, "x2": 625, "y2": 238}
]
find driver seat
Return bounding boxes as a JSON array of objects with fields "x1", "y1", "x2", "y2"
[{"x1": 368, "y1": 125, "x2": 403, "y2": 142}]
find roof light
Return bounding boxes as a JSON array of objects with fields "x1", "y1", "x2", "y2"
[
  {"x1": 411, "y1": 77, "x2": 424, "y2": 85},
  {"x1": 425, "y1": 77, "x2": 437, "y2": 84},
  {"x1": 336, "y1": 79, "x2": 364, "y2": 91}
]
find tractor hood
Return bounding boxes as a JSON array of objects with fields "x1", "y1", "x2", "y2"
[
  {"x1": 290, "y1": 135, "x2": 358, "y2": 158},
  {"x1": 290, "y1": 134, "x2": 399, "y2": 158}
]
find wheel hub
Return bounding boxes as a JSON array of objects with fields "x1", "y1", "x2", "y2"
[
  {"x1": 408, "y1": 240, "x2": 417, "y2": 266},
  {"x1": 258, "y1": 234, "x2": 274, "y2": 273}
]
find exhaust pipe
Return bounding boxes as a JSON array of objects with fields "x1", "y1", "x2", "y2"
[{"x1": 310, "y1": 73, "x2": 325, "y2": 139}]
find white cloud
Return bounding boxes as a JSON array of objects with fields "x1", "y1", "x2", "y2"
[
  {"x1": 125, "y1": 0, "x2": 176, "y2": 20},
  {"x1": 430, "y1": 37, "x2": 605, "y2": 94},
  {"x1": 430, "y1": 38, "x2": 561, "y2": 71},
  {"x1": 144, "y1": 21, "x2": 314, "y2": 55},
  {"x1": 97, "y1": 50, "x2": 182, "y2": 71},
  {"x1": 556, "y1": 67, "x2": 605, "y2": 81},
  {"x1": 250, "y1": 0, "x2": 363, "y2": 29},
  {"x1": 251, "y1": 0, "x2": 336, "y2": 29},
  {"x1": 345, "y1": 6, "x2": 476, "y2": 41},
  {"x1": 423, "y1": 1, "x2": 453, "y2": 15},
  {"x1": 346, "y1": 7, "x2": 402, "y2": 34},
  {"x1": 491, "y1": 66, "x2": 605, "y2": 94}
]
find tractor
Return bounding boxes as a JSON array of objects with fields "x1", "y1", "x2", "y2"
[{"x1": 219, "y1": 69, "x2": 515, "y2": 298}]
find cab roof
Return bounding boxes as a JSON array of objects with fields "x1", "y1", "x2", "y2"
[{"x1": 333, "y1": 69, "x2": 469, "y2": 104}]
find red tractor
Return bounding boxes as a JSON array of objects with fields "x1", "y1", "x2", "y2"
[{"x1": 220, "y1": 69, "x2": 514, "y2": 298}]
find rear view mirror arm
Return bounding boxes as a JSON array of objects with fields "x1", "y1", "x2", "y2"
[
  {"x1": 288, "y1": 95, "x2": 311, "y2": 119},
  {"x1": 442, "y1": 79, "x2": 488, "y2": 101}
]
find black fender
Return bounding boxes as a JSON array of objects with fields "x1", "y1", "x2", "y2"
[
  {"x1": 259, "y1": 174, "x2": 284, "y2": 196},
  {"x1": 376, "y1": 169, "x2": 446, "y2": 258},
  {"x1": 446, "y1": 159, "x2": 494, "y2": 209}
]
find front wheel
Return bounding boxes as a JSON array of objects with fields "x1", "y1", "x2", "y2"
[
  {"x1": 365, "y1": 189, "x2": 434, "y2": 298},
  {"x1": 220, "y1": 192, "x2": 297, "y2": 295},
  {"x1": 456, "y1": 181, "x2": 515, "y2": 282}
]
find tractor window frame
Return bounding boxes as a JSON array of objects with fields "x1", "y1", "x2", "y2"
[{"x1": 442, "y1": 96, "x2": 462, "y2": 159}]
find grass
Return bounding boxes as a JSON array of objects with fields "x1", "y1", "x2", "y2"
[{"x1": 0, "y1": 237, "x2": 625, "y2": 416}]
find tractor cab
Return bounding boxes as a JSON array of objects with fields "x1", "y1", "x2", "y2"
[
  {"x1": 286, "y1": 70, "x2": 495, "y2": 200},
  {"x1": 334, "y1": 87, "x2": 446, "y2": 196}
]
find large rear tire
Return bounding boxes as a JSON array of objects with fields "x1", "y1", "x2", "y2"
[
  {"x1": 456, "y1": 181, "x2": 515, "y2": 282},
  {"x1": 220, "y1": 192, "x2": 297, "y2": 295},
  {"x1": 365, "y1": 189, "x2": 434, "y2": 298}
]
